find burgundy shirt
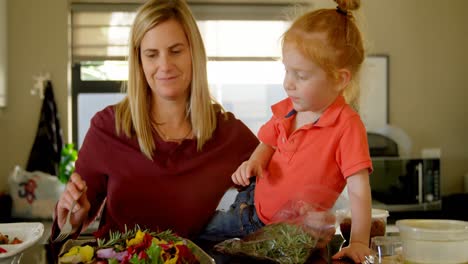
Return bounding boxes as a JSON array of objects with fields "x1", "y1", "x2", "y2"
[{"x1": 66, "y1": 106, "x2": 257, "y2": 239}]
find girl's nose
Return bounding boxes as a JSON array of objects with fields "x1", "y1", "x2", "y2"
[{"x1": 284, "y1": 76, "x2": 294, "y2": 90}]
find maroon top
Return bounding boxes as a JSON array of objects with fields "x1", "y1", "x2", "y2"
[{"x1": 56, "y1": 106, "x2": 258, "y2": 239}]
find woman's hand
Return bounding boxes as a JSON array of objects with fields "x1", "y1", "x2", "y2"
[
  {"x1": 231, "y1": 160, "x2": 263, "y2": 186},
  {"x1": 332, "y1": 241, "x2": 371, "y2": 263},
  {"x1": 56, "y1": 173, "x2": 90, "y2": 232}
]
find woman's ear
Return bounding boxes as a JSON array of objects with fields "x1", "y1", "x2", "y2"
[{"x1": 335, "y1": 68, "x2": 351, "y2": 92}]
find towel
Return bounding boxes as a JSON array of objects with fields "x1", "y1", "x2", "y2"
[{"x1": 26, "y1": 80, "x2": 63, "y2": 176}]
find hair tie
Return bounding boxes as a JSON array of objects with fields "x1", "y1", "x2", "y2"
[{"x1": 336, "y1": 6, "x2": 348, "y2": 16}]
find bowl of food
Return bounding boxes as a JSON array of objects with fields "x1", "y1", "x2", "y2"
[
  {"x1": 0, "y1": 222, "x2": 44, "y2": 264},
  {"x1": 336, "y1": 208, "x2": 389, "y2": 243},
  {"x1": 58, "y1": 227, "x2": 215, "y2": 264},
  {"x1": 396, "y1": 219, "x2": 468, "y2": 264}
]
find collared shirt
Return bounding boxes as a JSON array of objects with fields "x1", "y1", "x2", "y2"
[{"x1": 255, "y1": 95, "x2": 373, "y2": 224}]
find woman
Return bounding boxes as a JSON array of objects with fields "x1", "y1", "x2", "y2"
[{"x1": 53, "y1": 0, "x2": 258, "y2": 240}]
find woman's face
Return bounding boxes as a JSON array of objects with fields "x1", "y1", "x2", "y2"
[
  {"x1": 282, "y1": 42, "x2": 340, "y2": 113},
  {"x1": 140, "y1": 19, "x2": 192, "y2": 102}
]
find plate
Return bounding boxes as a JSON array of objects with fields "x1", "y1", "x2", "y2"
[{"x1": 0, "y1": 222, "x2": 45, "y2": 264}]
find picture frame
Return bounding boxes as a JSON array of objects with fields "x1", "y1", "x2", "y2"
[{"x1": 359, "y1": 55, "x2": 389, "y2": 131}]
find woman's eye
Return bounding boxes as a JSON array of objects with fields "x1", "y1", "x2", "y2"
[
  {"x1": 171, "y1": 49, "x2": 182, "y2": 54},
  {"x1": 145, "y1": 53, "x2": 156, "y2": 58}
]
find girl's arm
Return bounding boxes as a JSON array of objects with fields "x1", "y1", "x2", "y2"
[
  {"x1": 250, "y1": 142, "x2": 275, "y2": 170},
  {"x1": 347, "y1": 169, "x2": 372, "y2": 246},
  {"x1": 333, "y1": 169, "x2": 372, "y2": 263},
  {"x1": 232, "y1": 142, "x2": 275, "y2": 186}
]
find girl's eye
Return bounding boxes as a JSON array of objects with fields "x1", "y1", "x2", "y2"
[
  {"x1": 171, "y1": 49, "x2": 182, "y2": 54},
  {"x1": 294, "y1": 71, "x2": 307, "y2": 80}
]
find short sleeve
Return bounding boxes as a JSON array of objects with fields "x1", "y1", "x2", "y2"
[
  {"x1": 336, "y1": 116, "x2": 373, "y2": 178},
  {"x1": 258, "y1": 116, "x2": 279, "y2": 147}
]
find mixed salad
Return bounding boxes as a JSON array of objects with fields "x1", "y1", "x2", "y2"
[
  {"x1": 0, "y1": 232, "x2": 23, "y2": 254},
  {"x1": 59, "y1": 226, "x2": 200, "y2": 264}
]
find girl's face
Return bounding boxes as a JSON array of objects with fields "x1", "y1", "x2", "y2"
[
  {"x1": 140, "y1": 19, "x2": 192, "y2": 103},
  {"x1": 282, "y1": 42, "x2": 341, "y2": 114}
]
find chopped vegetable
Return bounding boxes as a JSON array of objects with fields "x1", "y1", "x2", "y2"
[
  {"x1": 60, "y1": 245, "x2": 94, "y2": 263},
  {"x1": 59, "y1": 226, "x2": 200, "y2": 264}
]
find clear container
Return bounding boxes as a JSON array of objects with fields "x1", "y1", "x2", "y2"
[
  {"x1": 336, "y1": 208, "x2": 389, "y2": 243},
  {"x1": 396, "y1": 219, "x2": 468, "y2": 264},
  {"x1": 371, "y1": 235, "x2": 403, "y2": 263}
]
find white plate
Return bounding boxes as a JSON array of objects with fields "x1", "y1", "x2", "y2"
[{"x1": 0, "y1": 222, "x2": 45, "y2": 263}]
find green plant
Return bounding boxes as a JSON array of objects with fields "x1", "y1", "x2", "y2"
[
  {"x1": 215, "y1": 223, "x2": 317, "y2": 264},
  {"x1": 58, "y1": 143, "x2": 78, "y2": 184}
]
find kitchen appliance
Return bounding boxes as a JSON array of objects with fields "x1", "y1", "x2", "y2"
[{"x1": 370, "y1": 157, "x2": 441, "y2": 212}]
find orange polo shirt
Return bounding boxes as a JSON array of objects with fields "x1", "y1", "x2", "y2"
[{"x1": 255, "y1": 95, "x2": 373, "y2": 224}]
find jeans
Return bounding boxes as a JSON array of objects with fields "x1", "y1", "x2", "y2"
[{"x1": 199, "y1": 182, "x2": 264, "y2": 241}]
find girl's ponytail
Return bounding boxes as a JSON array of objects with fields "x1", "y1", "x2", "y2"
[{"x1": 334, "y1": 0, "x2": 361, "y2": 13}]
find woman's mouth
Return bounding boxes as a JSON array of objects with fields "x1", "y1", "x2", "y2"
[{"x1": 157, "y1": 75, "x2": 178, "y2": 81}]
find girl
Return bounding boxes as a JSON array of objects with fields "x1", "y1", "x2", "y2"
[{"x1": 205, "y1": 0, "x2": 373, "y2": 262}]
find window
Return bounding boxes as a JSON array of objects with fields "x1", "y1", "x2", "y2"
[{"x1": 71, "y1": 3, "x2": 303, "y2": 147}]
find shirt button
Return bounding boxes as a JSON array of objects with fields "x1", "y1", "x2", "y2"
[{"x1": 282, "y1": 137, "x2": 286, "y2": 143}]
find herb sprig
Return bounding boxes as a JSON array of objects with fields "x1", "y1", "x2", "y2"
[
  {"x1": 215, "y1": 223, "x2": 317, "y2": 264},
  {"x1": 96, "y1": 225, "x2": 180, "y2": 250}
]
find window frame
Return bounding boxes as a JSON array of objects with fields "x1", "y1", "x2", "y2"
[
  {"x1": 70, "y1": 3, "x2": 308, "y2": 146},
  {"x1": 72, "y1": 63, "x2": 123, "y2": 145}
]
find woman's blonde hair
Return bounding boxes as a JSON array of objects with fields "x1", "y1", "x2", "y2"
[
  {"x1": 282, "y1": 0, "x2": 364, "y2": 110},
  {"x1": 115, "y1": 0, "x2": 219, "y2": 160}
]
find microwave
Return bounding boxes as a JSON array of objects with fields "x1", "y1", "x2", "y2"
[{"x1": 370, "y1": 158, "x2": 441, "y2": 212}]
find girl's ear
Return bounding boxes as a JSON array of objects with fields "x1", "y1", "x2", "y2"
[{"x1": 335, "y1": 68, "x2": 351, "y2": 92}]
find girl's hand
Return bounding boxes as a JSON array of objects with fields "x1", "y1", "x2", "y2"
[
  {"x1": 56, "y1": 173, "x2": 90, "y2": 232},
  {"x1": 332, "y1": 241, "x2": 371, "y2": 263},
  {"x1": 231, "y1": 160, "x2": 263, "y2": 186}
]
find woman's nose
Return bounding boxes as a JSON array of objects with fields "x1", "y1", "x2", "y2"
[{"x1": 158, "y1": 54, "x2": 173, "y2": 71}]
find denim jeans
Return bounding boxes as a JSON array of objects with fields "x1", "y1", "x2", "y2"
[{"x1": 199, "y1": 182, "x2": 264, "y2": 241}]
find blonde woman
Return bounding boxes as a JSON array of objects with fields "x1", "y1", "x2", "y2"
[{"x1": 53, "y1": 0, "x2": 258, "y2": 240}]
